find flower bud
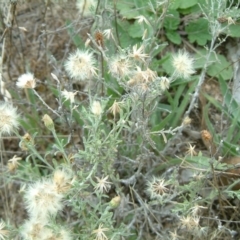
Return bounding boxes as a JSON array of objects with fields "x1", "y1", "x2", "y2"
[
  {"x1": 109, "y1": 195, "x2": 121, "y2": 208},
  {"x1": 42, "y1": 114, "x2": 54, "y2": 131}
]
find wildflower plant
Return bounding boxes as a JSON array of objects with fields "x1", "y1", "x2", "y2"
[{"x1": 1, "y1": 0, "x2": 240, "y2": 239}]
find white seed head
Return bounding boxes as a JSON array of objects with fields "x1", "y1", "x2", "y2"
[
  {"x1": 65, "y1": 49, "x2": 97, "y2": 81},
  {"x1": 16, "y1": 72, "x2": 36, "y2": 89},
  {"x1": 24, "y1": 180, "x2": 63, "y2": 220},
  {"x1": 172, "y1": 50, "x2": 195, "y2": 79},
  {"x1": 108, "y1": 54, "x2": 132, "y2": 78},
  {"x1": 159, "y1": 76, "x2": 170, "y2": 91},
  {"x1": 0, "y1": 102, "x2": 19, "y2": 135}
]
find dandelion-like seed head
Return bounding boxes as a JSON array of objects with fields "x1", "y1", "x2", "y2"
[
  {"x1": 109, "y1": 54, "x2": 132, "y2": 78},
  {"x1": 65, "y1": 49, "x2": 97, "y2": 81},
  {"x1": 94, "y1": 175, "x2": 111, "y2": 193},
  {"x1": 76, "y1": 0, "x2": 97, "y2": 17},
  {"x1": 24, "y1": 180, "x2": 63, "y2": 220},
  {"x1": 91, "y1": 101, "x2": 102, "y2": 116},
  {"x1": 172, "y1": 50, "x2": 195, "y2": 79},
  {"x1": 159, "y1": 76, "x2": 170, "y2": 91},
  {"x1": 16, "y1": 72, "x2": 36, "y2": 89},
  {"x1": 53, "y1": 169, "x2": 72, "y2": 193},
  {"x1": 20, "y1": 220, "x2": 45, "y2": 240},
  {"x1": 146, "y1": 176, "x2": 169, "y2": 199},
  {"x1": 128, "y1": 67, "x2": 157, "y2": 86},
  {"x1": 0, "y1": 102, "x2": 19, "y2": 135}
]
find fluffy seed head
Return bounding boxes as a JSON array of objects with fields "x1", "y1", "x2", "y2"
[
  {"x1": 65, "y1": 49, "x2": 97, "y2": 81},
  {"x1": 21, "y1": 220, "x2": 45, "y2": 240},
  {"x1": 24, "y1": 180, "x2": 63, "y2": 220},
  {"x1": 109, "y1": 54, "x2": 132, "y2": 78},
  {"x1": 16, "y1": 72, "x2": 36, "y2": 89},
  {"x1": 0, "y1": 102, "x2": 19, "y2": 135},
  {"x1": 53, "y1": 169, "x2": 72, "y2": 193},
  {"x1": 76, "y1": 0, "x2": 97, "y2": 17},
  {"x1": 159, "y1": 76, "x2": 170, "y2": 91},
  {"x1": 172, "y1": 50, "x2": 195, "y2": 79}
]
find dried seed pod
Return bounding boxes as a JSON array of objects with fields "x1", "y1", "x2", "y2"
[
  {"x1": 94, "y1": 30, "x2": 104, "y2": 48},
  {"x1": 201, "y1": 130, "x2": 216, "y2": 155}
]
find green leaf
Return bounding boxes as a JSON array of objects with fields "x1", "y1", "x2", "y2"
[
  {"x1": 128, "y1": 21, "x2": 145, "y2": 38},
  {"x1": 178, "y1": 0, "x2": 198, "y2": 9},
  {"x1": 117, "y1": 20, "x2": 140, "y2": 48},
  {"x1": 228, "y1": 24, "x2": 240, "y2": 37},
  {"x1": 166, "y1": 30, "x2": 181, "y2": 44},
  {"x1": 164, "y1": 9, "x2": 180, "y2": 30},
  {"x1": 194, "y1": 49, "x2": 216, "y2": 69},
  {"x1": 207, "y1": 54, "x2": 233, "y2": 80},
  {"x1": 116, "y1": 2, "x2": 139, "y2": 19},
  {"x1": 185, "y1": 19, "x2": 211, "y2": 46}
]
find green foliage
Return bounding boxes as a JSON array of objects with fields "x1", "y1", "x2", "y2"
[
  {"x1": 185, "y1": 19, "x2": 212, "y2": 46},
  {"x1": 3, "y1": 0, "x2": 240, "y2": 239}
]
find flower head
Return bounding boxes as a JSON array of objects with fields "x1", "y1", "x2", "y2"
[
  {"x1": 108, "y1": 100, "x2": 122, "y2": 119},
  {"x1": 76, "y1": 0, "x2": 97, "y2": 17},
  {"x1": 92, "y1": 224, "x2": 109, "y2": 240},
  {"x1": 129, "y1": 44, "x2": 148, "y2": 63},
  {"x1": 94, "y1": 176, "x2": 111, "y2": 193},
  {"x1": 159, "y1": 76, "x2": 170, "y2": 91},
  {"x1": 53, "y1": 169, "x2": 72, "y2": 193},
  {"x1": 179, "y1": 215, "x2": 200, "y2": 230},
  {"x1": 146, "y1": 176, "x2": 169, "y2": 199},
  {"x1": 65, "y1": 49, "x2": 97, "y2": 81},
  {"x1": 185, "y1": 143, "x2": 197, "y2": 157},
  {"x1": 24, "y1": 180, "x2": 63, "y2": 220},
  {"x1": 91, "y1": 101, "x2": 102, "y2": 116},
  {"x1": 61, "y1": 89, "x2": 78, "y2": 104},
  {"x1": 172, "y1": 50, "x2": 195, "y2": 79},
  {"x1": 108, "y1": 54, "x2": 132, "y2": 78},
  {"x1": 16, "y1": 72, "x2": 36, "y2": 89},
  {"x1": 0, "y1": 102, "x2": 19, "y2": 135},
  {"x1": 8, "y1": 155, "x2": 22, "y2": 172}
]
